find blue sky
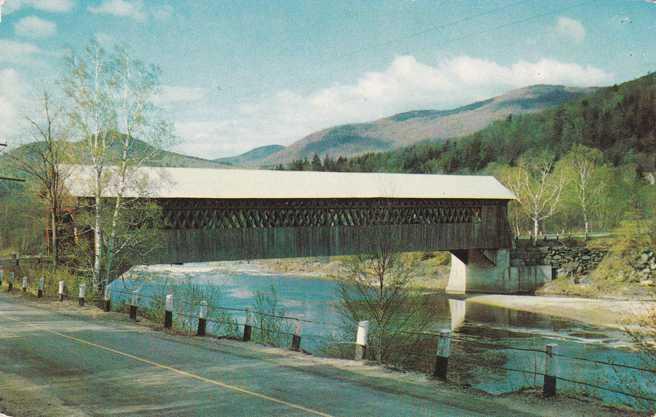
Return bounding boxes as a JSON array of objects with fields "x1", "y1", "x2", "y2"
[{"x1": 1, "y1": 0, "x2": 655, "y2": 157}]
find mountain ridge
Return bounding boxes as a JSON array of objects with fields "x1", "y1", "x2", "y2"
[
  {"x1": 250, "y1": 84, "x2": 595, "y2": 167},
  {"x1": 310, "y1": 73, "x2": 656, "y2": 177},
  {"x1": 214, "y1": 144, "x2": 284, "y2": 166}
]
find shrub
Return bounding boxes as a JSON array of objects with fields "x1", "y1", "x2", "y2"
[
  {"x1": 250, "y1": 286, "x2": 293, "y2": 348},
  {"x1": 590, "y1": 216, "x2": 655, "y2": 285}
]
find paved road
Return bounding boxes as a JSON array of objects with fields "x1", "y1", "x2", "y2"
[{"x1": 0, "y1": 295, "x2": 588, "y2": 417}]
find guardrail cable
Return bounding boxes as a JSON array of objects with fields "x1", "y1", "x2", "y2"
[{"x1": 107, "y1": 285, "x2": 656, "y2": 405}]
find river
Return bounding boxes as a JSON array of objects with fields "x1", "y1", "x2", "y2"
[{"x1": 110, "y1": 263, "x2": 656, "y2": 412}]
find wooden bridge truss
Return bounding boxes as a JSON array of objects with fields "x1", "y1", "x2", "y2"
[
  {"x1": 137, "y1": 197, "x2": 514, "y2": 264},
  {"x1": 159, "y1": 198, "x2": 485, "y2": 230}
]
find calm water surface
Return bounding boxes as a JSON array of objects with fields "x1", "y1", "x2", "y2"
[{"x1": 110, "y1": 263, "x2": 655, "y2": 412}]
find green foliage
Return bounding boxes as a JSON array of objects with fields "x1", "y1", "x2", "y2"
[
  {"x1": 14, "y1": 264, "x2": 88, "y2": 300},
  {"x1": 68, "y1": 200, "x2": 165, "y2": 282},
  {"x1": 590, "y1": 215, "x2": 655, "y2": 285},
  {"x1": 0, "y1": 181, "x2": 46, "y2": 255}
]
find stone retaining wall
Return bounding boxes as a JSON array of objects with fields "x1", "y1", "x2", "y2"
[{"x1": 511, "y1": 245, "x2": 608, "y2": 277}]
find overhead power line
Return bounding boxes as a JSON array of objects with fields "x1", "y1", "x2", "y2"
[
  {"x1": 0, "y1": 176, "x2": 25, "y2": 183},
  {"x1": 222, "y1": 0, "x2": 596, "y2": 107}
]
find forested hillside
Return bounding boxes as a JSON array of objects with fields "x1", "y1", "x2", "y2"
[
  {"x1": 0, "y1": 138, "x2": 228, "y2": 173},
  {"x1": 285, "y1": 73, "x2": 656, "y2": 235},
  {"x1": 256, "y1": 84, "x2": 592, "y2": 166},
  {"x1": 291, "y1": 73, "x2": 655, "y2": 176}
]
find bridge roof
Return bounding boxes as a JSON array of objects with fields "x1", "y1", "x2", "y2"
[{"x1": 63, "y1": 165, "x2": 516, "y2": 200}]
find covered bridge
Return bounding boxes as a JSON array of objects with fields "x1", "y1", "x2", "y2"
[{"x1": 64, "y1": 166, "x2": 547, "y2": 294}]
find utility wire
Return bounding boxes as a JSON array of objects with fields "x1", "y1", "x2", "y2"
[
  {"x1": 554, "y1": 353, "x2": 656, "y2": 374},
  {"x1": 221, "y1": 0, "x2": 595, "y2": 107},
  {"x1": 217, "y1": 0, "x2": 531, "y2": 103},
  {"x1": 556, "y1": 375, "x2": 656, "y2": 403}
]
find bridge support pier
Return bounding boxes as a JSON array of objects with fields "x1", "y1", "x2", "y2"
[{"x1": 446, "y1": 249, "x2": 552, "y2": 295}]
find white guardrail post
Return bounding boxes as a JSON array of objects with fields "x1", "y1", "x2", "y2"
[
  {"x1": 78, "y1": 283, "x2": 86, "y2": 307},
  {"x1": 291, "y1": 320, "x2": 302, "y2": 352},
  {"x1": 38, "y1": 276, "x2": 45, "y2": 298},
  {"x1": 129, "y1": 290, "x2": 139, "y2": 320},
  {"x1": 103, "y1": 285, "x2": 111, "y2": 312},
  {"x1": 197, "y1": 300, "x2": 208, "y2": 336},
  {"x1": 433, "y1": 329, "x2": 451, "y2": 381},
  {"x1": 355, "y1": 320, "x2": 369, "y2": 360},
  {"x1": 543, "y1": 344, "x2": 558, "y2": 397},
  {"x1": 164, "y1": 294, "x2": 173, "y2": 329},
  {"x1": 243, "y1": 308, "x2": 252, "y2": 341}
]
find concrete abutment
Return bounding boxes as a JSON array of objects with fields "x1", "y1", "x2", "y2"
[{"x1": 446, "y1": 249, "x2": 552, "y2": 295}]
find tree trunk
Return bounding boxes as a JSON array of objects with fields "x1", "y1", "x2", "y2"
[
  {"x1": 104, "y1": 193, "x2": 122, "y2": 285},
  {"x1": 51, "y1": 208, "x2": 58, "y2": 267},
  {"x1": 533, "y1": 218, "x2": 539, "y2": 245},
  {"x1": 93, "y1": 171, "x2": 103, "y2": 289},
  {"x1": 105, "y1": 136, "x2": 130, "y2": 286}
]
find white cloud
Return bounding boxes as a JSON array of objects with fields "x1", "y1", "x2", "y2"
[
  {"x1": 154, "y1": 85, "x2": 208, "y2": 106},
  {"x1": 88, "y1": 0, "x2": 145, "y2": 21},
  {"x1": 173, "y1": 55, "x2": 613, "y2": 158},
  {"x1": 554, "y1": 16, "x2": 586, "y2": 44},
  {"x1": 14, "y1": 16, "x2": 57, "y2": 38},
  {"x1": 4, "y1": 0, "x2": 74, "y2": 15},
  {"x1": 94, "y1": 32, "x2": 113, "y2": 46},
  {"x1": 0, "y1": 68, "x2": 29, "y2": 141},
  {"x1": 0, "y1": 39, "x2": 42, "y2": 64},
  {"x1": 152, "y1": 4, "x2": 172, "y2": 21}
]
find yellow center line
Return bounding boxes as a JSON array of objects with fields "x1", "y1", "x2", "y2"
[{"x1": 3, "y1": 314, "x2": 333, "y2": 417}]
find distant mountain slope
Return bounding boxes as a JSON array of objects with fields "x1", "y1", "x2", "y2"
[
  {"x1": 255, "y1": 85, "x2": 594, "y2": 167},
  {"x1": 215, "y1": 144, "x2": 284, "y2": 166},
  {"x1": 321, "y1": 73, "x2": 656, "y2": 176},
  {"x1": 0, "y1": 138, "x2": 229, "y2": 175}
]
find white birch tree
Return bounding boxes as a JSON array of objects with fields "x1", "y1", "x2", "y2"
[
  {"x1": 62, "y1": 41, "x2": 115, "y2": 288},
  {"x1": 500, "y1": 152, "x2": 565, "y2": 242},
  {"x1": 557, "y1": 145, "x2": 605, "y2": 240},
  {"x1": 62, "y1": 41, "x2": 174, "y2": 289},
  {"x1": 102, "y1": 46, "x2": 173, "y2": 284}
]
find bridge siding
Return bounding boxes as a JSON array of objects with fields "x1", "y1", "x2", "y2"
[{"x1": 147, "y1": 203, "x2": 512, "y2": 264}]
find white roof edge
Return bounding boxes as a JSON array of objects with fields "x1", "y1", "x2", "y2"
[{"x1": 62, "y1": 165, "x2": 517, "y2": 200}]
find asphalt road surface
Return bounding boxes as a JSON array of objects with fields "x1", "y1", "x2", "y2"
[{"x1": 0, "y1": 294, "x2": 625, "y2": 417}]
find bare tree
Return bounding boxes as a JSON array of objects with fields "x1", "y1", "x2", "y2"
[
  {"x1": 337, "y1": 234, "x2": 433, "y2": 363},
  {"x1": 10, "y1": 92, "x2": 70, "y2": 265},
  {"x1": 501, "y1": 152, "x2": 565, "y2": 242}
]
